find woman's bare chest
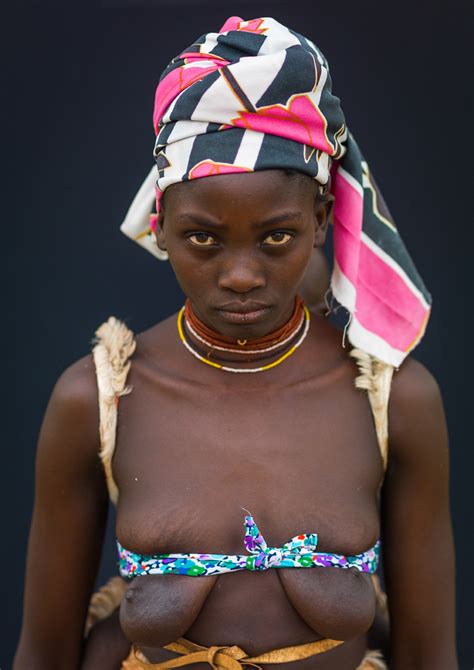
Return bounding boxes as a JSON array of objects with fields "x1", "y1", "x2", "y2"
[
  {"x1": 112, "y1": 355, "x2": 383, "y2": 654},
  {"x1": 113, "y1": 360, "x2": 383, "y2": 557}
]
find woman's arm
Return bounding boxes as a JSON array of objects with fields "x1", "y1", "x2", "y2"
[
  {"x1": 13, "y1": 355, "x2": 109, "y2": 670},
  {"x1": 383, "y1": 357, "x2": 458, "y2": 669}
]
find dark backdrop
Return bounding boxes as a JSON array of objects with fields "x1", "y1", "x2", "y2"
[{"x1": 3, "y1": 1, "x2": 472, "y2": 667}]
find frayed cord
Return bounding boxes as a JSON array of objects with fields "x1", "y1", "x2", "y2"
[
  {"x1": 323, "y1": 287, "x2": 342, "y2": 316},
  {"x1": 341, "y1": 310, "x2": 354, "y2": 349},
  {"x1": 323, "y1": 286, "x2": 333, "y2": 316}
]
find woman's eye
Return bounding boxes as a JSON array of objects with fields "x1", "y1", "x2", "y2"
[
  {"x1": 188, "y1": 233, "x2": 216, "y2": 246},
  {"x1": 263, "y1": 231, "x2": 293, "y2": 246}
]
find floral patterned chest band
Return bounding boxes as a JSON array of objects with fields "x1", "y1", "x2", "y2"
[{"x1": 117, "y1": 512, "x2": 380, "y2": 578}]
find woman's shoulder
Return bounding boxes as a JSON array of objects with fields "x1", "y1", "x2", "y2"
[
  {"x1": 387, "y1": 355, "x2": 447, "y2": 464},
  {"x1": 43, "y1": 307, "x2": 163, "y2": 453},
  {"x1": 390, "y1": 355, "x2": 442, "y2": 414},
  {"x1": 52, "y1": 352, "x2": 99, "y2": 419},
  {"x1": 40, "y1": 311, "x2": 176, "y2": 467},
  {"x1": 39, "y1": 352, "x2": 102, "y2": 473}
]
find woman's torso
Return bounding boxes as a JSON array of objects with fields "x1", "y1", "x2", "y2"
[{"x1": 110, "y1": 312, "x2": 384, "y2": 669}]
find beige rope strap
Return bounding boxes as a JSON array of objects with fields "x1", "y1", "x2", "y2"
[
  {"x1": 84, "y1": 575, "x2": 128, "y2": 637},
  {"x1": 358, "y1": 651, "x2": 388, "y2": 670},
  {"x1": 370, "y1": 573, "x2": 389, "y2": 619},
  {"x1": 122, "y1": 636, "x2": 344, "y2": 669},
  {"x1": 92, "y1": 316, "x2": 137, "y2": 505},
  {"x1": 349, "y1": 348, "x2": 395, "y2": 471}
]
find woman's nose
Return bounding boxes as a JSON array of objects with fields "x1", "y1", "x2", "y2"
[{"x1": 217, "y1": 255, "x2": 266, "y2": 294}]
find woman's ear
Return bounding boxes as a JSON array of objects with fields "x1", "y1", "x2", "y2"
[
  {"x1": 313, "y1": 193, "x2": 334, "y2": 248},
  {"x1": 154, "y1": 209, "x2": 167, "y2": 253}
]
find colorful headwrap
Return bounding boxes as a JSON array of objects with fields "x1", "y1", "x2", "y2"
[{"x1": 121, "y1": 15, "x2": 431, "y2": 368}]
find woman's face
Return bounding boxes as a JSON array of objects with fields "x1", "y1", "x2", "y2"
[{"x1": 157, "y1": 169, "x2": 329, "y2": 339}]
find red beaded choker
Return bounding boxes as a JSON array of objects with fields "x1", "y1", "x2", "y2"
[{"x1": 184, "y1": 296, "x2": 306, "y2": 355}]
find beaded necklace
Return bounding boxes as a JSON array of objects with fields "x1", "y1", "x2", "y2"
[
  {"x1": 184, "y1": 296, "x2": 305, "y2": 355},
  {"x1": 177, "y1": 299, "x2": 310, "y2": 373}
]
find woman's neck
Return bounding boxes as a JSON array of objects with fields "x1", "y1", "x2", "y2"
[{"x1": 182, "y1": 297, "x2": 308, "y2": 370}]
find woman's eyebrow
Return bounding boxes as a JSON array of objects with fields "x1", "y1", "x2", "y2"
[
  {"x1": 176, "y1": 213, "x2": 223, "y2": 228},
  {"x1": 253, "y1": 210, "x2": 303, "y2": 228},
  {"x1": 176, "y1": 210, "x2": 303, "y2": 228}
]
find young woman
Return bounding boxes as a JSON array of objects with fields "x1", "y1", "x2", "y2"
[{"x1": 14, "y1": 16, "x2": 457, "y2": 670}]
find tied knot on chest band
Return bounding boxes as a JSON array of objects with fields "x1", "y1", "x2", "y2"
[{"x1": 243, "y1": 513, "x2": 319, "y2": 571}]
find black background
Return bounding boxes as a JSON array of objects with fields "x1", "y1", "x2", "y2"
[{"x1": 3, "y1": 1, "x2": 472, "y2": 667}]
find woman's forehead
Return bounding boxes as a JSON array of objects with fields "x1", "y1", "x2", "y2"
[{"x1": 164, "y1": 170, "x2": 317, "y2": 212}]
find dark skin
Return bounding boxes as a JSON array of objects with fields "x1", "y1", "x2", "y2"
[{"x1": 14, "y1": 170, "x2": 457, "y2": 669}]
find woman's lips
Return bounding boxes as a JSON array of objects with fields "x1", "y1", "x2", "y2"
[{"x1": 217, "y1": 306, "x2": 271, "y2": 324}]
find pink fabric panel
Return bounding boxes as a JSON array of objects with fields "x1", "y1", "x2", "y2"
[
  {"x1": 153, "y1": 56, "x2": 230, "y2": 131},
  {"x1": 220, "y1": 16, "x2": 244, "y2": 33},
  {"x1": 355, "y1": 243, "x2": 429, "y2": 350},
  {"x1": 231, "y1": 95, "x2": 334, "y2": 153},
  {"x1": 189, "y1": 161, "x2": 250, "y2": 179},
  {"x1": 332, "y1": 169, "x2": 363, "y2": 285},
  {"x1": 333, "y1": 219, "x2": 360, "y2": 289},
  {"x1": 220, "y1": 17, "x2": 268, "y2": 35}
]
